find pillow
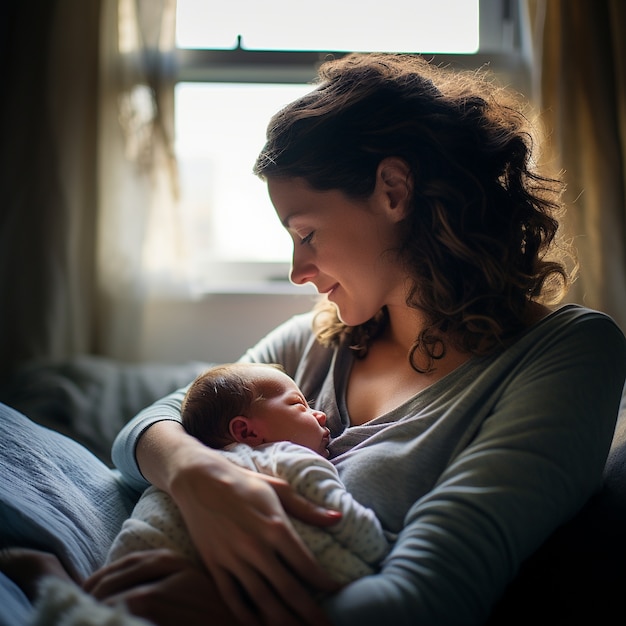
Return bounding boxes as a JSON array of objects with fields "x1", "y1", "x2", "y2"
[
  {"x1": 0, "y1": 402, "x2": 140, "y2": 624},
  {"x1": 0, "y1": 356, "x2": 210, "y2": 464}
]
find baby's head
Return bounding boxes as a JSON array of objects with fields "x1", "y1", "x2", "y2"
[{"x1": 181, "y1": 363, "x2": 330, "y2": 457}]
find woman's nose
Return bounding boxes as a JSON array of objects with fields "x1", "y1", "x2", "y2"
[{"x1": 290, "y1": 247, "x2": 317, "y2": 286}]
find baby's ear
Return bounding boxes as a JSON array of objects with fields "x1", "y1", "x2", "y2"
[{"x1": 229, "y1": 417, "x2": 263, "y2": 445}]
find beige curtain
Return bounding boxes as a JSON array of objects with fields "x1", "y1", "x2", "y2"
[
  {"x1": 0, "y1": 0, "x2": 182, "y2": 379},
  {"x1": 0, "y1": 1, "x2": 100, "y2": 380},
  {"x1": 528, "y1": 0, "x2": 626, "y2": 330},
  {"x1": 97, "y1": 0, "x2": 187, "y2": 360}
]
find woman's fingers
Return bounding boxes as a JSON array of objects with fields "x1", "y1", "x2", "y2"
[
  {"x1": 231, "y1": 566, "x2": 304, "y2": 626},
  {"x1": 214, "y1": 558, "x2": 332, "y2": 626},
  {"x1": 167, "y1": 455, "x2": 338, "y2": 622},
  {"x1": 194, "y1": 514, "x2": 336, "y2": 623},
  {"x1": 86, "y1": 551, "x2": 242, "y2": 626},
  {"x1": 84, "y1": 549, "x2": 183, "y2": 598},
  {"x1": 267, "y1": 476, "x2": 343, "y2": 528},
  {"x1": 204, "y1": 523, "x2": 336, "y2": 626},
  {"x1": 0, "y1": 548, "x2": 77, "y2": 601},
  {"x1": 270, "y1": 521, "x2": 341, "y2": 595},
  {"x1": 210, "y1": 568, "x2": 260, "y2": 626}
]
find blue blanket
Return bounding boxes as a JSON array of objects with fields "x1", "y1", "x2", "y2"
[{"x1": 0, "y1": 403, "x2": 140, "y2": 625}]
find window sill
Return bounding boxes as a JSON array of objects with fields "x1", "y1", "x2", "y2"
[{"x1": 194, "y1": 280, "x2": 318, "y2": 297}]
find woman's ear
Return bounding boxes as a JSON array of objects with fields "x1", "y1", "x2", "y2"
[
  {"x1": 375, "y1": 157, "x2": 412, "y2": 222},
  {"x1": 229, "y1": 417, "x2": 263, "y2": 445}
]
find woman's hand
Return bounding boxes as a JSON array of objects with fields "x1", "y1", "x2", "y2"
[
  {"x1": 137, "y1": 422, "x2": 340, "y2": 625},
  {"x1": 84, "y1": 549, "x2": 240, "y2": 626},
  {"x1": 169, "y1": 453, "x2": 339, "y2": 625},
  {"x1": 0, "y1": 548, "x2": 78, "y2": 601}
]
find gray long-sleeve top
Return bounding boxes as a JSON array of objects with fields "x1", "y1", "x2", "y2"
[{"x1": 112, "y1": 305, "x2": 626, "y2": 625}]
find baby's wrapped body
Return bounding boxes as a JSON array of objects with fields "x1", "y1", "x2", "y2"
[{"x1": 108, "y1": 440, "x2": 391, "y2": 586}]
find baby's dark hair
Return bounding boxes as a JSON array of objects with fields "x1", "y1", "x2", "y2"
[
  {"x1": 254, "y1": 53, "x2": 576, "y2": 372},
  {"x1": 181, "y1": 363, "x2": 284, "y2": 448}
]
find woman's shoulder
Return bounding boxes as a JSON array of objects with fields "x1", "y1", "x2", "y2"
[
  {"x1": 547, "y1": 303, "x2": 621, "y2": 323},
  {"x1": 520, "y1": 304, "x2": 626, "y2": 380},
  {"x1": 533, "y1": 304, "x2": 625, "y2": 342}
]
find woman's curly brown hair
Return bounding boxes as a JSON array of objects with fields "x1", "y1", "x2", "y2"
[{"x1": 253, "y1": 53, "x2": 576, "y2": 373}]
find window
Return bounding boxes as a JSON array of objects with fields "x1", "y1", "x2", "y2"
[
  {"x1": 176, "y1": 0, "x2": 480, "y2": 53},
  {"x1": 174, "y1": 0, "x2": 527, "y2": 292}
]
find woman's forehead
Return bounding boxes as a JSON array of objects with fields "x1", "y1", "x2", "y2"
[{"x1": 268, "y1": 177, "x2": 317, "y2": 220}]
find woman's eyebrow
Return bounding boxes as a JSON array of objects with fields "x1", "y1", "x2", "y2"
[{"x1": 282, "y1": 211, "x2": 305, "y2": 228}]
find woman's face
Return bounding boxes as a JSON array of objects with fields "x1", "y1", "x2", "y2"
[{"x1": 268, "y1": 175, "x2": 409, "y2": 326}]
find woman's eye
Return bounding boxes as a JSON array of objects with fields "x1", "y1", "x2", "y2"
[{"x1": 300, "y1": 231, "x2": 314, "y2": 245}]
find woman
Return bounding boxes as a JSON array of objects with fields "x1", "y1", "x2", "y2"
[{"x1": 94, "y1": 53, "x2": 626, "y2": 625}]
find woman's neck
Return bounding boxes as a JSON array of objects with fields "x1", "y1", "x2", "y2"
[{"x1": 383, "y1": 303, "x2": 429, "y2": 353}]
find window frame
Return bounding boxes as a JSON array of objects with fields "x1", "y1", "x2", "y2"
[{"x1": 173, "y1": 0, "x2": 530, "y2": 294}]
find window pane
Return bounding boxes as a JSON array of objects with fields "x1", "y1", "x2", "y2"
[
  {"x1": 176, "y1": 0, "x2": 479, "y2": 53},
  {"x1": 175, "y1": 83, "x2": 314, "y2": 267}
]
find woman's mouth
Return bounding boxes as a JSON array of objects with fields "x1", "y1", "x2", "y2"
[{"x1": 324, "y1": 283, "x2": 339, "y2": 298}]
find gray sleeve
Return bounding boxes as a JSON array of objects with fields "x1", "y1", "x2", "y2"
[
  {"x1": 323, "y1": 312, "x2": 626, "y2": 625},
  {"x1": 111, "y1": 385, "x2": 189, "y2": 491}
]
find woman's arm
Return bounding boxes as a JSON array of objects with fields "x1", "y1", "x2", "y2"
[
  {"x1": 323, "y1": 310, "x2": 626, "y2": 625},
  {"x1": 107, "y1": 314, "x2": 341, "y2": 623},
  {"x1": 136, "y1": 423, "x2": 340, "y2": 626},
  {"x1": 111, "y1": 386, "x2": 189, "y2": 492},
  {"x1": 111, "y1": 361, "x2": 342, "y2": 626}
]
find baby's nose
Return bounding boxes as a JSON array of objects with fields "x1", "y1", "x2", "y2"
[{"x1": 315, "y1": 411, "x2": 327, "y2": 426}]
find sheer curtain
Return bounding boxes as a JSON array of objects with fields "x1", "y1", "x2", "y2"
[
  {"x1": 528, "y1": 0, "x2": 626, "y2": 330},
  {"x1": 97, "y1": 0, "x2": 189, "y2": 360},
  {"x1": 0, "y1": 0, "x2": 185, "y2": 379}
]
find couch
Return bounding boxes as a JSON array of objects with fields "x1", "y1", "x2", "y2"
[{"x1": 0, "y1": 356, "x2": 624, "y2": 625}]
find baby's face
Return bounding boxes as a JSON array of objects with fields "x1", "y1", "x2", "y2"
[{"x1": 246, "y1": 367, "x2": 330, "y2": 457}]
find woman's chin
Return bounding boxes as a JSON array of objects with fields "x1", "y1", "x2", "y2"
[{"x1": 334, "y1": 303, "x2": 376, "y2": 328}]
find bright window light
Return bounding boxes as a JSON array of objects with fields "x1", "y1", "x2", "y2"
[
  {"x1": 176, "y1": 0, "x2": 480, "y2": 53},
  {"x1": 176, "y1": 83, "x2": 314, "y2": 266}
]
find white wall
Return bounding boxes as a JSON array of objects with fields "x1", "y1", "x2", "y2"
[{"x1": 139, "y1": 292, "x2": 318, "y2": 364}]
